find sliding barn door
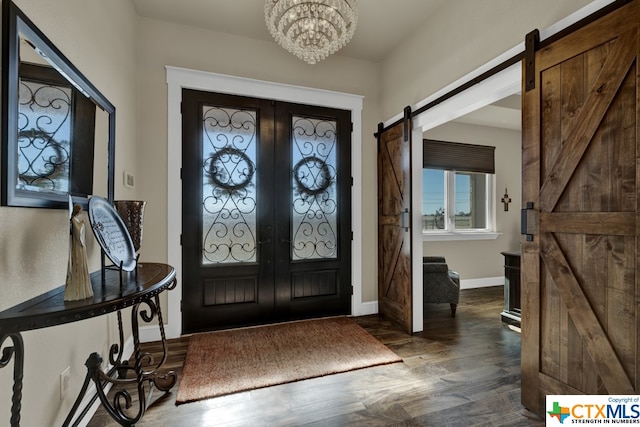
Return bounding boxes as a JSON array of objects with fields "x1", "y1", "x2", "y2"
[
  {"x1": 377, "y1": 109, "x2": 412, "y2": 334},
  {"x1": 521, "y1": 0, "x2": 640, "y2": 415}
]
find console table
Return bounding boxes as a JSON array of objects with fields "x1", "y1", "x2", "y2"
[
  {"x1": 0, "y1": 263, "x2": 177, "y2": 427},
  {"x1": 500, "y1": 251, "x2": 521, "y2": 327}
]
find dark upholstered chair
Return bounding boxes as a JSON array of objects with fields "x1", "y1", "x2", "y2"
[{"x1": 423, "y1": 256, "x2": 460, "y2": 317}]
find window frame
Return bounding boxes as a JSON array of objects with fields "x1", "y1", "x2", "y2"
[{"x1": 422, "y1": 168, "x2": 500, "y2": 242}]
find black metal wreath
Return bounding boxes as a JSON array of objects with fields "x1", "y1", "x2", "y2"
[
  {"x1": 17, "y1": 128, "x2": 67, "y2": 182},
  {"x1": 207, "y1": 146, "x2": 255, "y2": 191},
  {"x1": 293, "y1": 156, "x2": 332, "y2": 196}
]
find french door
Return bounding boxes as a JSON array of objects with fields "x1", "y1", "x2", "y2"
[{"x1": 181, "y1": 90, "x2": 352, "y2": 333}]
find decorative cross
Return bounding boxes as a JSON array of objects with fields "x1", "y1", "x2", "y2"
[{"x1": 501, "y1": 188, "x2": 512, "y2": 211}]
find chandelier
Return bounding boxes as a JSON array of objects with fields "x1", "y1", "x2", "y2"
[{"x1": 264, "y1": 0, "x2": 358, "y2": 64}]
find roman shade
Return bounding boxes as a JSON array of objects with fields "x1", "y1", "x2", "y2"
[{"x1": 423, "y1": 139, "x2": 495, "y2": 174}]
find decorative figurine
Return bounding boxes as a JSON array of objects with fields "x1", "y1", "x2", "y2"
[{"x1": 64, "y1": 204, "x2": 93, "y2": 301}]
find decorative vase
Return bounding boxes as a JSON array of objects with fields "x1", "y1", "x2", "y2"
[{"x1": 114, "y1": 200, "x2": 146, "y2": 252}]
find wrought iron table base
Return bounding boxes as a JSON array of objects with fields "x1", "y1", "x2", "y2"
[
  {"x1": 0, "y1": 263, "x2": 177, "y2": 427},
  {"x1": 63, "y1": 293, "x2": 176, "y2": 426}
]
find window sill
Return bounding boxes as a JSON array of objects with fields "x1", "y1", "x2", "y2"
[{"x1": 422, "y1": 231, "x2": 502, "y2": 242}]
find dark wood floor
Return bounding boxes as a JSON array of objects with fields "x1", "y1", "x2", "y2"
[{"x1": 87, "y1": 286, "x2": 543, "y2": 426}]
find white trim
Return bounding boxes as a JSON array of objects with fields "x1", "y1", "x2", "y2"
[
  {"x1": 422, "y1": 232, "x2": 501, "y2": 242},
  {"x1": 460, "y1": 276, "x2": 504, "y2": 290},
  {"x1": 357, "y1": 300, "x2": 379, "y2": 316},
  {"x1": 406, "y1": 0, "x2": 615, "y2": 333},
  {"x1": 165, "y1": 67, "x2": 364, "y2": 338}
]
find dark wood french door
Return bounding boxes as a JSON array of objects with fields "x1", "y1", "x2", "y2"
[
  {"x1": 521, "y1": 0, "x2": 640, "y2": 415},
  {"x1": 181, "y1": 90, "x2": 352, "y2": 333},
  {"x1": 376, "y1": 110, "x2": 413, "y2": 334}
]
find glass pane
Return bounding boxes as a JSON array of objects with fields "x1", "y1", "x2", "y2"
[
  {"x1": 455, "y1": 172, "x2": 487, "y2": 229},
  {"x1": 422, "y1": 168, "x2": 445, "y2": 230},
  {"x1": 201, "y1": 106, "x2": 257, "y2": 264},
  {"x1": 291, "y1": 115, "x2": 338, "y2": 260},
  {"x1": 17, "y1": 80, "x2": 72, "y2": 193}
]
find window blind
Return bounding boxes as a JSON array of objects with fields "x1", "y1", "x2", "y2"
[{"x1": 423, "y1": 139, "x2": 495, "y2": 174}]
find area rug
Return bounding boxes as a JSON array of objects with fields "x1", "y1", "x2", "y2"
[{"x1": 175, "y1": 316, "x2": 402, "y2": 404}]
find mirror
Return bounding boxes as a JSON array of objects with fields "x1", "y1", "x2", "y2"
[{"x1": 1, "y1": 1, "x2": 115, "y2": 208}]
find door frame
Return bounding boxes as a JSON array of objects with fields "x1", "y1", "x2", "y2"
[
  {"x1": 163, "y1": 67, "x2": 363, "y2": 339},
  {"x1": 387, "y1": 0, "x2": 616, "y2": 333}
]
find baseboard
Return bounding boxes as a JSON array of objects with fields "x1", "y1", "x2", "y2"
[
  {"x1": 139, "y1": 323, "x2": 165, "y2": 343},
  {"x1": 460, "y1": 276, "x2": 504, "y2": 290},
  {"x1": 353, "y1": 300, "x2": 378, "y2": 316},
  {"x1": 73, "y1": 335, "x2": 135, "y2": 427},
  {"x1": 355, "y1": 277, "x2": 503, "y2": 317}
]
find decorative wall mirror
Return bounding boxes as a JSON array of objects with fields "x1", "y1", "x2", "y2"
[{"x1": 1, "y1": 1, "x2": 115, "y2": 208}]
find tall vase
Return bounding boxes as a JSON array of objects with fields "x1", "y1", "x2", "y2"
[{"x1": 114, "y1": 200, "x2": 146, "y2": 252}]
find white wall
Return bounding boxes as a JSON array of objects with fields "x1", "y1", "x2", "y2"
[{"x1": 0, "y1": 1, "x2": 138, "y2": 426}]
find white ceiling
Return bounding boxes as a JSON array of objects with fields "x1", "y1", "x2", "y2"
[
  {"x1": 454, "y1": 94, "x2": 522, "y2": 131},
  {"x1": 131, "y1": 0, "x2": 521, "y2": 130},
  {"x1": 131, "y1": 0, "x2": 447, "y2": 62}
]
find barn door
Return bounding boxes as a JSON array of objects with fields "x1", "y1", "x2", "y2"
[
  {"x1": 377, "y1": 108, "x2": 413, "y2": 334},
  {"x1": 521, "y1": 0, "x2": 640, "y2": 415}
]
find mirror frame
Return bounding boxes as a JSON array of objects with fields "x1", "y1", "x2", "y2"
[{"x1": 1, "y1": 1, "x2": 115, "y2": 208}]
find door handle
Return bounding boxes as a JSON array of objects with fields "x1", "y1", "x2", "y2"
[
  {"x1": 258, "y1": 238, "x2": 272, "y2": 244},
  {"x1": 521, "y1": 202, "x2": 536, "y2": 241},
  {"x1": 400, "y1": 208, "x2": 410, "y2": 232}
]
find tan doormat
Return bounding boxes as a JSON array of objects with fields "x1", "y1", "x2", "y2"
[{"x1": 176, "y1": 316, "x2": 402, "y2": 404}]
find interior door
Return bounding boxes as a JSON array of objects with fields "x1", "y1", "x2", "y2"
[
  {"x1": 181, "y1": 90, "x2": 352, "y2": 333},
  {"x1": 521, "y1": 0, "x2": 640, "y2": 415},
  {"x1": 377, "y1": 109, "x2": 413, "y2": 334}
]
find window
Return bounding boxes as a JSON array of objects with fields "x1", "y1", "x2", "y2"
[
  {"x1": 422, "y1": 169, "x2": 492, "y2": 232},
  {"x1": 422, "y1": 139, "x2": 497, "y2": 238}
]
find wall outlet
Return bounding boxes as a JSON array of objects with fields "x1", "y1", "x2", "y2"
[{"x1": 60, "y1": 366, "x2": 71, "y2": 400}]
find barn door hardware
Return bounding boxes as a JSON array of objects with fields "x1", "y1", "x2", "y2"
[
  {"x1": 521, "y1": 202, "x2": 536, "y2": 241},
  {"x1": 524, "y1": 29, "x2": 540, "y2": 92}
]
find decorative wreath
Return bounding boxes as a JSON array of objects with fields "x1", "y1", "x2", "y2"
[
  {"x1": 208, "y1": 146, "x2": 255, "y2": 191},
  {"x1": 293, "y1": 156, "x2": 332, "y2": 196},
  {"x1": 17, "y1": 128, "x2": 67, "y2": 181}
]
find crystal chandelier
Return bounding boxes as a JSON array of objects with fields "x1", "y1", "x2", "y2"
[{"x1": 264, "y1": 0, "x2": 358, "y2": 64}]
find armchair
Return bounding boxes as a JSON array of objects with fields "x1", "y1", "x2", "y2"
[{"x1": 423, "y1": 256, "x2": 460, "y2": 317}]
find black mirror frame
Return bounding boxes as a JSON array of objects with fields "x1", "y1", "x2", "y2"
[{"x1": 1, "y1": 1, "x2": 115, "y2": 208}]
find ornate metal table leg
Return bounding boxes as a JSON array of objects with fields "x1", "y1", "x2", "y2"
[{"x1": 1, "y1": 332, "x2": 24, "y2": 427}]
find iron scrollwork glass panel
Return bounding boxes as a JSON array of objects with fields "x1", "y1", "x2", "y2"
[
  {"x1": 201, "y1": 106, "x2": 257, "y2": 264},
  {"x1": 291, "y1": 115, "x2": 338, "y2": 260},
  {"x1": 17, "y1": 79, "x2": 72, "y2": 193}
]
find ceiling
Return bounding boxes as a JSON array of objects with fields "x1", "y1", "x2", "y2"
[
  {"x1": 131, "y1": 0, "x2": 521, "y2": 130},
  {"x1": 131, "y1": 0, "x2": 447, "y2": 62},
  {"x1": 454, "y1": 95, "x2": 522, "y2": 131}
]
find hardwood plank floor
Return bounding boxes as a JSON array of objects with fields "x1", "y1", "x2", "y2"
[{"x1": 87, "y1": 286, "x2": 543, "y2": 426}]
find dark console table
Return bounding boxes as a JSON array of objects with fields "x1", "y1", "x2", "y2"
[
  {"x1": 500, "y1": 251, "x2": 521, "y2": 327},
  {"x1": 0, "y1": 263, "x2": 177, "y2": 427}
]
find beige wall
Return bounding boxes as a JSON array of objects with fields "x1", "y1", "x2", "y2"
[
  {"x1": 380, "y1": 0, "x2": 594, "y2": 118},
  {"x1": 0, "y1": 1, "x2": 137, "y2": 426},
  {"x1": 423, "y1": 122, "x2": 522, "y2": 281},
  {"x1": 135, "y1": 17, "x2": 382, "y2": 303}
]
